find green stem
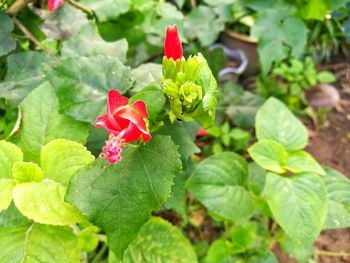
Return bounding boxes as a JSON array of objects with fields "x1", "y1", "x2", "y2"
[
  {"x1": 6, "y1": 0, "x2": 32, "y2": 15},
  {"x1": 91, "y1": 243, "x2": 108, "y2": 263},
  {"x1": 66, "y1": 0, "x2": 94, "y2": 16}
]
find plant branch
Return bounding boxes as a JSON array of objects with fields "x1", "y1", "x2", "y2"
[
  {"x1": 6, "y1": 0, "x2": 32, "y2": 15},
  {"x1": 12, "y1": 16, "x2": 57, "y2": 57},
  {"x1": 66, "y1": 0, "x2": 94, "y2": 16},
  {"x1": 315, "y1": 249, "x2": 350, "y2": 257}
]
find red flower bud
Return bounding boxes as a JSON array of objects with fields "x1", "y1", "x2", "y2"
[
  {"x1": 164, "y1": 25, "x2": 183, "y2": 60},
  {"x1": 48, "y1": 0, "x2": 64, "y2": 11},
  {"x1": 95, "y1": 90, "x2": 151, "y2": 144}
]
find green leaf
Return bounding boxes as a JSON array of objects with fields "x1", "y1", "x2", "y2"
[
  {"x1": 10, "y1": 82, "x2": 89, "y2": 163},
  {"x1": 205, "y1": 240, "x2": 235, "y2": 263},
  {"x1": 0, "y1": 51, "x2": 52, "y2": 106},
  {"x1": 40, "y1": 2, "x2": 89, "y2": 40},
  {"x1": 13, "y1": 181, "x2": 84, "y2": 226},
  {"x1": 66, "y1": 136, "x2": 182, "y2": 259},
  {"x1": 280, "y1": 235, "x2": 313, "y2": 263},
  {"x1": 44, "y1": 55, "x2": 134, "y2": 122},
  {"x1": 129, "y1": 83, "x2": 166, "y2": 121},
  {"x1": 255, "y1": 97, "x2": 308, "y2": 151},
  {"x1": 122, "y1": 217, "x2": 198, "y2": 263},
  {"x1": 230, "y1": 222, "x2": 258, "y2": 250},
  {"x1": 81, "y1": 0, "x2": 130, "y2": 22},
  {"x1": 0, "y1": 223, "x2": 80, "y2": 263},
  {"x1": 77, "y1": 226, "x2": 99, "y2": 252},
  {"x1": 248, "y1": 162, "x2": 267, "y2": 194},
  {"x1": 317, "y1": 71, "x2": 336, "y2": 84},
  {"x1": 321, "y1": 167, "x2": 350, "y2": 229},
  {"x1": 0, "y1": 12, "x2": 16, "y2": 56},
  {"x1": 0, "y1": 179, "x2": 15, "y2": 212},
  {"x1": 251, "y1": 10, "x2": 308, "y2": 74},
  {"x1": 131, "y1": 63, "x2": 162, "y2": 94},
  {"x1": 0, "y1": 140, "x2": 23, "y2": 178},
  {"x1": 186, "y1": 152, "x2": 255, "y2": 221},
  {"x1": 264, "y1": 172, "x2": 327, "y2": 245},
  {"x1": 41, "y1": 139, "x2": 94, "y2": 185},
  {"x1": 248, "y1": 140, "x2": 288, "y2": 174},
  {"x1": 285, "y1": 151, "x2": 325, "y2": 175},
  {"x1": 0, "y1": 202, "x2": 30, "y2": 227},
  {"x1": 12, "y1": 162, "x2": 44, "y2": 183},
  {"x1": 61, "y1": 23, "x2": 128, "y2": 63}
]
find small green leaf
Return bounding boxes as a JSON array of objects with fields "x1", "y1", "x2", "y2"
[
  {"x1": 13, "y1": 181, "x2": 84, "y2": 226},
  {"x1": 12, "y1": 162, "x2": 44, "y2": 183},
  {"x1": 0, "y1": 179, "x2": 15, "y2": 212},
  {"x1": 186, "y1": 152, "x2": 255, "y2": 221},
  {"x1": 205, "y1": 240, "x2": 235, "y2": 263},
  {"x1": 10, "y1": 82, "x2": 89, "y2": 163},
  {"x1": 285, "y1": 151, "x2": 325, "y2": 175},
  {"x1": 41, "y1": 139, "x2": 94, "y2": 185},
  {"x1": 255, "y1": 97, "x2": 308, "y2": 151},
  {"x1": 230, "y1": 222, "x2": 258, "y2": 250},
  {"x1": 317, "y1": 71, "x2": 336, "y2": 84},
  {"x1": 122, "y1": 217, "x2": 198, "y2": 263},
  {"x1": 0, "y1": 223, "x2": 80, "y2": 263},
  {"x1": 77, "y1": 226, "x2": 99, "y2": 252},
  {"x1": 248, "y1": 140, "x2": 288, "y2": 174},
  {"x1": 321, "y1": 167, "x2": 350, "y2": 229},
  {"x1": 0, "y1": 202, "x2": 30, "y2": 227},
  {"x1": 66, "y1": 136, "x2": 182, "y2": 259},
  {"x1": 0, "y1": 12, "x2": 16, "y2": 56},
  {"x1": 0, "y1": 140, "x2": 23, "y2": 178},
  {"x1": 264, "y1": 172, "x2": 327, "y2": 245}
]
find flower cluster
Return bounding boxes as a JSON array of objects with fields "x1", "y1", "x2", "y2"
[
  {"x1": 48, "y1": 0, "x2": 63, "y2": 11},
  {"x1": 95, "y1": 90, "x2": 151, "y2": 164}
]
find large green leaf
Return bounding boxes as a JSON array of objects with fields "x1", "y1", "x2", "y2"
[
  {"x1": 0, "y1": 140, "x2": 23, "y2": 178},
  {"x1": 0, "y1": 223, "x2": 80, "y2": 263},
  {"x1": 0, "y1": 179, "x2": 15, "y2": 212},
  {"x1": 186, "y1": 152, "x2": 255, "y2": 221},
  {"x1": 255, "y1": 97, "x2": 308, "y2": 151},
  {"x1": 285, "y1": 151, "x2": 325, "y2": 175},
  {"x1": 44, "y1": 55, "x2": 134, "y2": 122},
  {"x1": 248, "y1": 140, "x2": 288, "y2": 174},
  {"x1": 0, "y1": 12, "x2": 16, "y2": 56},
  {"x1": 264, "y1": 172, "x2": 327, "y2": 245},
  {"x1": 41, "y1": 139, "x2": 94, "y2": 185},
  {"x1": 40, "y1": 2, "x2": 89, "y2": 40},
  {"x1": 251, "y1": 10, "x2": 308, "y2": 74},
  {"x1": 66, "y1": 136, "x2": 182, "y2": 259},
  {"x1": 13, "y1": 181, "x2": 84, "y2": 226},
  {"x1": 122, "y1": 217, "x2": 198, "y2": 262},
  {"x1": 0, "y1": 52, "x2": 52, "y2": 105},
  {"x1": 81, "y1": 0, "x2": 130, "y2": 22},
  {"x1": 10, "y1": 82, "x2": 89, "y2": 163},
  {"x1": 129, "y1": 83, "x2": 166, "y2": 121},
  {"x1": 131, "y1": 63, "x2": 162, "y2": 94},
  {"x1": 61, "y1": 23, "x2": 128, "y2": 63},
  {"x1": 321, "y1": 167, "x2": 350, "y2": 229}
]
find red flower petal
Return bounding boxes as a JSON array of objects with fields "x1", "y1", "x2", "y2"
[
  {"x1": 164, "y1": 25, "x2": 183, "y2": 60},
  {"x1": 118, "y1": 100, "x2": 149, "y2": 134},
  {"x1": 48, "y1": 0, "x2": 64, "y2": 11},
  {"x1": 95, "y1": 114, "x2": 121, "y2": 136},
  {"x1": 121, "y1": 122, "x2": 143, "y2": 143}
]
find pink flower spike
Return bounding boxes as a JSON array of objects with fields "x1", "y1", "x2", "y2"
[
  {"x1": 99, "y1": 134, "x2": 125, "y2": 164},
  {"x1": 48, "y1": 0, "x2": 64, "y2": 12}
]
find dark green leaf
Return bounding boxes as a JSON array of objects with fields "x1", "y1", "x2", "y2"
[
  {"x1": 0, "y1": 12, "x2": 16, "y2": 56},
  {"x1": 81, "y1": 0, "x2": 131, "y2": 22}
]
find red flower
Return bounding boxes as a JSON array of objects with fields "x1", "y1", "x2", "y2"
[
  {"x1": 164, "y1": 25, "x2": 183, "y2": 60},
  {"x1": 95, "y1": 90, "x2": 151, "y2": 143},
  {"x1": 197, "y1": 128, "x2": 208, "y2": 137},
  {"x1": 48, "y1": 0, "x2": 64, "y2": 11}
]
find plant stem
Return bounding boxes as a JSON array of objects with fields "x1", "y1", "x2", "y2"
[
  {"x1": 6, "y1": 0, "x2": 32, "y2": 15},
  {"x1": 66, "y1": 0, "x2": 94, "y2": 16},
  {"x1": 91, "y1": 243, "x2": 108, "y2": 263},
  {"x1": 96, "y1": 234, "x2": 108, "y2": 243},
  {"x1": 315, "y1": 249, "x2": 350, "y2": 257},
  {"x1": 12, "y1": 16, "x2": 57, "y2": 57}
]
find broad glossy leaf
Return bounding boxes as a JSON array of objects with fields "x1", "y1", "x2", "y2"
[
  {"x1": 255, "y1": 97, "x2": 308, "y2": 151},
  {"x1": 0, "y1": 12, "x2": 16, "y2": 56},
  {"x1": 130, "y1": 83, "x2": 165, "y2": 121},
  {"x1": 44, "y1": 55, "x2": 134, "y2": 122},
  {"x1": 248, "y1": 140, "x2": 288, "y2": 174},
  {"x1": 122, "y1": 217, "x2": 198, "y2": 263},
  {"x1": 13, "y1": 181, "x2": 84, "y2": 226},
  {"x1": 0, "y1": 140, "x2": 23, "y2": 178},
  {"x1": 131, "y1": 63, "x2": 162, "y2": 94},
  {"x1": 186, "y1": 152, "x2": 255, "y2": 221},
  {"x1": 41, "y1": 139, "x2": 94, "y2": 185},
  {"x1": 264, "y1": 172, "x2": 327, "y2": 245},
  {"x1": 0, "y1": 52, "x2": 53, "y2": 105},
  {"x1": 66, "y1": 136, "x2": 182, "y2": 259},
  {"x1": 12, "y1": 162, "x2": 44, "y2": 183},
  {"x1": 286, "y1": 151, "x2": 325, "y2": 175},
  {"x1": 10, "y1": 83, "x2": 89, "y2": 163},
  {"x1": 322, "y1": 167, "x2": 350, "y2": 229},
  {"x1": 61, "y1": 23, "x2": 128, "y2": 63},
  {"x1": 0, "y1": 223, "x2": 80, "y2": 263},
  {"x1": 0, "y1": 179, "x2": 15, "y2": 212},
  {"x1": 40, "y1": 2, "x2": 89, "y2": 40},
  {"x1": 81, "y1": 0, "x2": 130, "y2": 22},
  {"x1": 251, "y1": 10, "x2": 308, "y2": 74}
]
